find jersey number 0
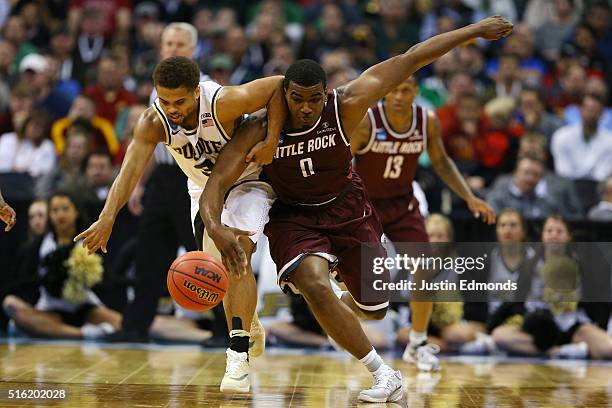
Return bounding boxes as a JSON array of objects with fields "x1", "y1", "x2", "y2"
[{"x1": 300, "y1": 158, "x2": 315, "y2": 178}]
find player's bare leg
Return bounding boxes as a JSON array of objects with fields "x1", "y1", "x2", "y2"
[
  {"x1": 219, "y1": 236, "x2": 258, "y2": 393},
  {"x1": 403, "y1": 269, "x2": 440, "y2": 371},
  {"x1": 290, "y1": 256, "x2": 403, "y2": 403}
]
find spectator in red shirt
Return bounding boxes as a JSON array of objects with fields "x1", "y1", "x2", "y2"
[
  {"x1": 68, "y1": 0, "x2": 131, "y2": 41},
  {"x1": 83, "y1": 53, "x2": 137, "y2": 124}
]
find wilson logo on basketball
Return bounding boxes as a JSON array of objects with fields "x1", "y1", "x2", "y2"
[
  {"x1": 194, "y1": 266, "x2": 222, "y2": 283},
  {"x1": 182, "y1": 280, "x2": 219, "y2": 302}
]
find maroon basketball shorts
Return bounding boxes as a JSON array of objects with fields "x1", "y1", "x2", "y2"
[
  {"x1": 265, "y1": 180, "x2": 390, "y2": 311},
  {"x1": 372, "y1": 194, "x2": 429, "y2": 243}
]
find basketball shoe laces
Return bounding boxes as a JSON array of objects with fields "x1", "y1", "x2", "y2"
[{"x1": 372, "y1": 366, "x2": 396, "y2": 390}]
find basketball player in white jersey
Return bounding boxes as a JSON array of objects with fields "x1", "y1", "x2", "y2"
[{"x1": 75, "y1": 56, "x2": 285, "y2": 393}]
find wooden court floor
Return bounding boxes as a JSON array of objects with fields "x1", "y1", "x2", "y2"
[{"x1": 0, "y1": 341, "x2": 611, "y2": 407}]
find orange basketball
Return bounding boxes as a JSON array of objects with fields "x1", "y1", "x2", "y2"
[{"x1": 167, "y1": 251, "x2": 228, "y2": 311}]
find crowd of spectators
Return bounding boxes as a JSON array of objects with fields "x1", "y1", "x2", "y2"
[{"x1": 0, "y1": 0, "x2": 611, "y2": 351}]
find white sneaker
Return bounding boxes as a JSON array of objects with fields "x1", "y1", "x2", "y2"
[
  {"x1": 459, "y1": 333, "x2": 498, "y2": 355},
  {"x1": 358, "y1": 366, "x2": 403, "y2": 403},
  {"x1": 249, "y1": 312, "x2": 265, "y2": 358},
  {"x1": 551, "y1": 342, "x2": 589, "y2": 359},
  {"x1": 403, "y1": 342, "x2": 441, "y2": 372},
  {"x1": 81, "y1": 322, "x2": 115, "y2": 339},
  {"x1": 220, "y1": 349, "x2": 250, "y2": 393}
]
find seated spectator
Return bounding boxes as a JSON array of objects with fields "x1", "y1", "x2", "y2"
[
  {"x1": 206, "y1": 54, "x2": 234, "y2": 86},
  {"x1": 0, "y1": 81, "x2": 35, "y2": 136},
  {"x1": 563, "y1": 77, "x2": 612, "y2": 131},
  {"x1": 48, "y1": 25, "x2": 87, "y2": 89},
  {"x1": 0, "y1": 40, "x2": 15, "y2": 111},
  {"x1": 545, "y1": 61, "x2": 586, "y2": 114},
  {"x1": 456, "y1": 44, "x2": 491, "y2": 94},
  {"x1": 530, "y1": 0, "x2": 581, "y2": 61},
  {"x1": 551, "y1": 94, "x2": 612, "y2": 181},
  {"x1": 491, "y1": 215, "x2": 612, "y2": 359},
  {"x1": 36, "y1": 128, "x2": 89, "y2": 199},
  {"x1": 484, "y1": 53, "x2": 523, "y2": 100},
  {"x1": 566, "y1": 23, "x2": 607, "y2": 74},
  {"x1": 51, "y1": 95, "x2": 118, "y2": 157},
  {"x1": 420, "y1": 52, "x2": 459, "y2": 108},
  {"x1": 2, "y1": 15, "x2": 37, "y2": 70},
  {"x1": 513, "y1": 133, "x2": 584, "y2": 218},
  {"x1": 20, "y1": 53, "x2": 74, "y2": 119},
  {"x1": 482, "y1": 96, "x2": 523, "y2": 174},
  {"x1": 588, "y1": 176, "x2": 612, "y2": 221},
  {"x1": 27, "y1": 199, "x2": 47, "y2": 238},
  {"x1": 83, "y1": 53, "x2": 137, "y2": 123},
  {"x1": 2, "y1": 191, "x2": 121, "y2": 339},
  {"x1": 113, "y1": 104, "x2": 146, "y2": 165},
  {"x1": 517, "y1": 86, "x2": 563, "y2": 145},
  {"x1": 65, "y1": 149, "x2": 115, "y2": 207},
  {"x1": 0, "y1": 110, "x2": 56, "y2": 178},
  {"x1": 584, "y1": 1, "x2": 612, "y2": 61},
  {"x1": 439, "y1": 94, "x2": 487, "y2": 174},
  {"x1": 486, "y1": 153, "x2": 562, "y2": 219}
]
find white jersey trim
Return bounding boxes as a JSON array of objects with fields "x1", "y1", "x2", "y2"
[
  {"x1": 333, "y1": 89, "x2": 350, "y2": 146},
  {"x1": 211, "y1": 86, "x2": 231, "y2": 142},
  {"x1": 378, "y1": 101, "x2": 417, "y2": 139}
]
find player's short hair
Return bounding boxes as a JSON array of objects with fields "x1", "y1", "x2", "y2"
[
  {"x1": 284, "y1": 59, "x2": 327, "y2": 90},
  {"x1": 153, "y1": 56, "x2": 200, "y2": 90}
]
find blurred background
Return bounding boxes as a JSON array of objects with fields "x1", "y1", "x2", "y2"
[{"x1": 0, "y1": 0, "x2": 610, "y2": 350}]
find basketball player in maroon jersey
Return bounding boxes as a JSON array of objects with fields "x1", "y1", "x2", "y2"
[
  {"x1": 351, "y1": 76, "x2": 496, "y2": 371},
  {"x1": 201, "y1": 17, "x2": 512, "y2": 402}
]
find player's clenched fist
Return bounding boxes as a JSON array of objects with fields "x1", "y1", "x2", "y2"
[{"x1": 475, "y1": 15, "x2": 513, "y2": 40}]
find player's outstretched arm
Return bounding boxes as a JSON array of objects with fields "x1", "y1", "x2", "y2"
[
  {"x1": 426, "y1": 111, "x2": 496, "y2": 224},
  {"x1": 0, "y1": 188, "x2": 16, "y2": 232},
  {"x1": 74, "y1": 109, "x2": 164, "y2": 253},
  {"x1": 339, "y1": 16, "x2": 513, "y2": 134},
  {"x1": 214, "y1": 76, "x2": 286, "y2": 165},
  {"x1": 199, "y1": 113, "x2": 268, "y2": 276}
]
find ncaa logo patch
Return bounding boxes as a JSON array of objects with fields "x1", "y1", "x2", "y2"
[{"x1": 375, "y1": 129, "x2": 387, "y2": 141}]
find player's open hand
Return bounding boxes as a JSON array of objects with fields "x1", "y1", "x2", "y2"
[
  {"x1": 467, "y1": 196, "x2": 496, "y2": 225},
  {"x1": 210, "y1": 225, "x2": 254, "y2": 277},
  {"x1": 0, "y1": 202, "x2": 16, "y2": 232},
  {"x1": 246, "y1": 140, "x2": 276, "y2": 165},
  {"x1": 74, "y1": 216, "x2": 114, "y2": 254},
  {"x1": 475, "y1": 16, "x2": 513, "y2": 41}
]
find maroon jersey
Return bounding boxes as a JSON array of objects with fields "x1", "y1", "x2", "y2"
[
  {"x1": 262, "y1": 89, "x2": 353, "y2": 205},
  {"x1": 354, "y1": 101, "x2": 428, "y2": 200}
]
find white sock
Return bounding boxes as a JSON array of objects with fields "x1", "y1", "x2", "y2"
[
  {"x1": 359, "y1": 348, "x2": 384, "y2": 373},
  {"x1": 409, "y1": 330, "x2": 427, "y2": 347}
]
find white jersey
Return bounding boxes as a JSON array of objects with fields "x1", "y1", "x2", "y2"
[{"x1": 152, "y1": 80, "x2": 260, "y2": 189}]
